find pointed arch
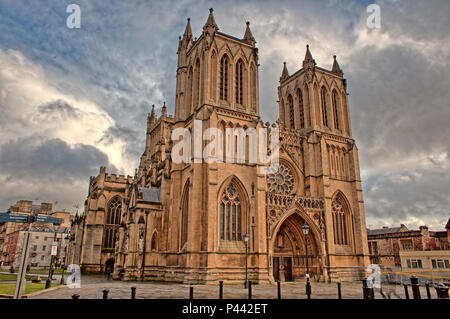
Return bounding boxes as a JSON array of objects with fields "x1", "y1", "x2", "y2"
[
  {"x1": 220, "y1": 54, "x2": 230, "y2": 101},
  {"x1": 187, "y1": 66, "x2": 193, "y2": 116},
  {"x1": 250, "y1": 62, "x2": 257, "y2": 112},
  {"x1": 331, "y1": 191, "x2": 353, "y2": 246},
  {"x1": 193, "y1": 58, "x2": 201, "y2": 109},
  {"x1": 103, "y1": 196, "x2": 122, "y2": 249},
  {"x1": 210, "y1": 50, "x2": 217, "y2": 101},
  {"x1": 287, "y1": 94, "x2": 295, "y2": 129},
  {"x1": 320, "y1": 85, "x2": 329, "y2": 128},
  {"x1": 218, "y1": 176, "x2": 249, "y2": 241},
  {"x1": 296, "y1": 88, "x2": 305, "y2": 129},
  {"x1": 180, "y1": 179, "x2": 190, "y2": 249},
  {"x1": 150, "y1": 230, "x2": 158, "y2": 251},
  {"x1": 280, "y1": 98, "x2": 286, "y2": 127},
  {"x1": 332, "y1": 89, "x2": 340, "y2": 130},
  {"x1": 235, "y1": 58, "x2": 245, "y2": 106},
  {"x1": 303, "y1": 83, "x2": 311, "y2": 127}
]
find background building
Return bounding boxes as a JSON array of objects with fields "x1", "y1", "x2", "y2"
[
  {"x1": 367, "y1": 218, "x2": 450, "y2": 268},
  {"x1": 0, "y1": 200, "x2": 72, "y2": 268}
]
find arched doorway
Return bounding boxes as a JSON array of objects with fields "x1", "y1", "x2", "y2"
[
  {"x1": 272, "y1": 213, "x2": 320, "y2": 282},
  {"x1": 105, "y1": 258, "x2": 115, "y2": 274}
]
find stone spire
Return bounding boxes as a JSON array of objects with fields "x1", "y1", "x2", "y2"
[
  {"x1": 161, "y1": 101, "x2": 167, "y2": 118},
  {"x1": 331, "y1": 55, "x2": 343, "y2": 76},
  {"x1": 181, "y1": 18, "x2": 193, "y2": 50},
  {"x1": 243, "y1": 21, "x2": 256, "y2": 45},
  {"x1": 203, "y1": 8, "x2": 219, "y2": 34},
  {"x1": 280, "y1": 62, "x2": 289, "y2": 82},
  {"x1": 303, "y1": 44, "x2": 316, "y2": 67}
]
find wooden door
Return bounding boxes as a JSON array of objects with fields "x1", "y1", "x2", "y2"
[
  {"x1": 283, "y1": 257, "x2": 292, "y2": 282},
  {"x1": 273, "y1": 257, "x2": 280, "y2": 281}
]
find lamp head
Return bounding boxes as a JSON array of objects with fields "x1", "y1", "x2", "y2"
[
  {"x1": 302, "y1": 222, "x2": 310, "y2": 235},
  {"x1": 244, "y1": 233, "x2": 250, "y2": 242}
]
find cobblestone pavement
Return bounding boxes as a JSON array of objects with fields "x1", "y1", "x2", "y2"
[{"x1": 30, "y1": 275, "x2": 435, "y2": 299}]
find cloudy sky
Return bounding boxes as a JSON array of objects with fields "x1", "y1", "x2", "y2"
[{"x1": 0, "y1": 0, "x2": 449, "y2": 230}]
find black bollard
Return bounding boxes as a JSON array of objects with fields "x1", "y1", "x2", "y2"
[
  {"x1": 103, "y1": 289, "x2": 109, "y2": 299},
  {"x1": 403, "y1": 284, "x2": 410, "y2": 299},
  {"x1": 277, "y1": 281, "x2": 281, "y2": 299},
  {"x1": 248, "y1": 280, "x2": 252, "y2": 300},
  {"x1": 362, "y1": 278, "x2": 371, "y2": 299},
  {"x1": 337, "y1": 282, "x2": 342, "y2": 300},
  {"x1": 410, "y1": 276, "x2": 421, "y2": 299},
  {"x1": 306, "y1": 277, "x2": 311, "y2": 299},
  {"x1": 189, "y1": 284, "x2": 194, "y2": 299},
  {"x1": 131, "y1": 286, "x2": 136, "y2": 299},
  {"x1": 72, "y1": 294, "x2": 80, "y2": 300},
  {"x1": 219, "y1": 281, "x2": 223, "y2": 300},
  {"x1": 425, "y1": 282, "x2": 431, "y2": 300}
]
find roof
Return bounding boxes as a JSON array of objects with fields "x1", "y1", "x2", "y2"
[
  {"x1": 445, "y1": 217, "x2": 450, "y2": 230},
  {"x1": 138, "y1": 187, "x2": 161, "y2": 203},
  {"x1": 367, "y1": 227, "x2": 402, "y2": 236}
]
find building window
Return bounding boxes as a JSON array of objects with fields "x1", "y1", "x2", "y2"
[
  {"x1": 33, "y1": 245, "x2": 37, "y2": 251},
  {"x1": 321, "y1": 87, "x2": 329, "y2": 127},
  {"x1": 297, "y1": 89, "x2": 305, "y2": 129},
  {"x1": 401, "y1": 240, "x2": 413, "y2": 250},
  {"x1": 332, "y1": 195, "x2": 350, "y2": 246},
  {"x1": 220, "y1": 56, "x2": 229, "y2": 101},
  {"x1": 235, "y1": 60, "x2": 244, "y2": 105},
  {"x1": 103, "y1": 196, "x2": 122, "y2": 249},
  {"x1": 288, "y1": 95, "x2": 295, "y2": 128},
  {"x1": 407, "y1": 259, "x2": 423, "y2": 269},
  {"x1": 41, "y1": 255, "x2": 45, "y2": 261},
  {"x1": 432, "y1": 259, "x2": 450, "y2": 269},
  {"x1": 220, "y1": 182, "x2": 243, "y2": 241},
  {"x1": 181, "y1": 181, "x2": 190, "y2": 248},
  {"x1": 42, "y1": 245, "x2": 46, "y2": 251},
  {"x1": 332, "y1": 90, "x2": 340, "y2": 130}
]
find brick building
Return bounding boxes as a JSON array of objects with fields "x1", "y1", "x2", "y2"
[{"x1": 367, "y1": 218, "x2": 450, "y2": 268}]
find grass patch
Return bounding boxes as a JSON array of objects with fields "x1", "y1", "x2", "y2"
[
  {"x1": 27, "y1": 268, "x2": 64, "y2": 275},
  {"x1": 0, "y1": 283, "x2": 61, "y2": 296},
  {"x1": 0, "y1": 274, "x2": 35, "y2": 281}
]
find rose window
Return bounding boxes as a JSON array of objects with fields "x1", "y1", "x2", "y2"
[{"x1": 267, "y1": 163, "x2": 295, "y2": 194}]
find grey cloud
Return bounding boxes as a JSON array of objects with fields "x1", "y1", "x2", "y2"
[{"x1": 0, "y1": 136, "x2": 117, "y2": 180}]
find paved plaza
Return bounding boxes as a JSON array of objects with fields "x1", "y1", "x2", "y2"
[{"x1": 29, "y1": 275, "x2": 436, "y2": 299}]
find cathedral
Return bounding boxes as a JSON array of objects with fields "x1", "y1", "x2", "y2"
[{"x1": 69, "y1": 9, "x2": 370, "y2": 284}]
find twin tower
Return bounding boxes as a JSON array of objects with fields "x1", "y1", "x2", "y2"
[{"x1": 73, "y1": 8, "x2": 370, "y2": 284}]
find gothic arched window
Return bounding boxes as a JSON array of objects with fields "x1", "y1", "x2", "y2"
[
  {"x1": 332, "y1": 196, "x2": 350, "y2": 245},
  {"x1": 332, "y1": 90, "x2": 340, "y2": 130},
  {"x1": 220, "y1": 182, "x2": 243, "y2": 241},
  {"x1": 181, "y1": 181, "x2": 190, "y2": 248},
  {"x1": 210, "y1": 51, "x2": 217, "y2": 101},
  {"x1": 193, "y1": 58, "x2": 201, "y2": 108},
  {"x1": 220, "y1": 56, "x2": 229, "y2": 101},
  {"x1": 103, "y1": 196, "x2": 122, "y2": 249},
  {"x1": 150, "y1": 232, "x2": 157, "y2": 251},
  {"x1": 250, "y1": 63, "x2": 256, "y2": 112},
  {"x1": 321, "y1": 87, "x2": 329, "y2": 127},
  {"x1": 288, "y1": 95, "x2": 295, "y2": 129},
  {"x1": 235, "y1": 59, "x2": 244, "y2": 105},
  {"x1": 297, "y1": 89, "x2": 305, "y2": 129}
]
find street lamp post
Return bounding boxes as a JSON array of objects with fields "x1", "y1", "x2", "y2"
[
  {"x1": 45, "y1": 232, "x2": 57, "y2": 289},
  {"x1": 60, "y1": 235, "x2": 70, "y2": 284},
  {"x1": 244, "y1": 233, "x2": 250, "y2": 288},
  {"x1": 301, "y1": 222, "x2": 311, "y2": 299}
]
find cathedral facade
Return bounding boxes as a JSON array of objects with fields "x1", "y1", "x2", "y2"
[{"x1": 70, "y1": 9, "x2": 370, "y2": 283}]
